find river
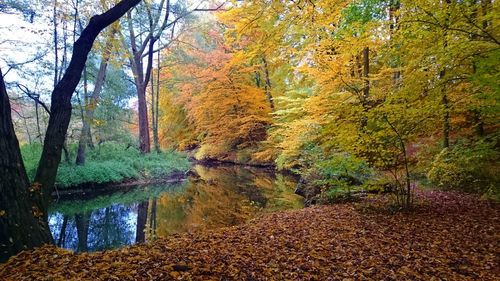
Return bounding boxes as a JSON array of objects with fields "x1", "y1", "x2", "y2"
[{"x1": 48, "y1": 164, "x2": 303, "y2": 252}]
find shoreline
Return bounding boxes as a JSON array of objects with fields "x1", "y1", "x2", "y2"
[{"x1": 51, "y1": 171, "x2": 188, "y2": 201}]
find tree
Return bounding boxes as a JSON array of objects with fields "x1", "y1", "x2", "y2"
[
  {"x1": 76, "y1": 21, "x2": 121, "y2": 165},
  {"x1": 122, "y1": 0, "x2": 224, "y2": 153},
  {"x1": 121, "y1": 0, "x2": 179, "y2": 153},
  {"x1": 158, "y1": 22, "x2": 272, "y2": 162},
  {"x1": 0, "y1": 0, "x2": 141, "y2": 262}
]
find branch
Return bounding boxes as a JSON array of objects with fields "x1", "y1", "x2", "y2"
[
  {"x1": 193, "y1": 2, "x2": 226, "y2": 12},
  {"x1": 15, "y1": 83, "x2": 51, "y2": 115},
  {"x1": 3, "y1": 51, "x2": 49, "y2": 77}
]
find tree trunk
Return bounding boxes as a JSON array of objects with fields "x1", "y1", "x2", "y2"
[
  {"x1": 0, "y1": 0, "x2": 141, "y2": 262},
  {"x1": 127, "y1": 29, "x2": 151, "y2": 153},
  {"x1": 262, "y1": 56, "x2": 274, "y2": 111},
  {"x1": 440, "y1": 0, "x2": 451, "y2": 149},
  {"x1": 125, "y1": 0, "x2": 178, "y2": 153},
  {"x1": 254, "y1": 71, "x2": 261, "y2": 87},
  {"x1": 35, "y1": 100, "x2": 43, "y2": 144},
  {"x1": 0, "y1": 68, "x2": 53, "y2": 263},
  {"x1": 150, "y1": 67, "x2": 160, "y2": 152},
  {"x1": 76, "y1": 39, "x2": 113, "y2": 165},
  {"x1": 137, "y1": 83, "x2": 151, "y2": 153},
  {"x1": 388, "y1": 1, "x2": 401, "y2": 83},
  {"x1": 362, "y1": 47, "x2": 370, "y2": 102},
  {"x1": 153, "y1": 48, "x2": 161, "y2": 152}
]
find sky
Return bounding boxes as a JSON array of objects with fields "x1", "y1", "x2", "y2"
[{"x1": 0, "y1": 10, "x2": 54, "y2": 100}]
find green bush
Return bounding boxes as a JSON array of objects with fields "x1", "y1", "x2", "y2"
[
  {"x1": 313, "y1": 153, "x2": 373, "y2": 187},
  {"x1": 21, "y1": 142, "x2": 190, "y2": 188},
  {"x1": 299, "y1": 152, "x2": 373, "y2": 203},
  {"x1": 427, "y1": 138, "x2": 499, "y2": 197}
]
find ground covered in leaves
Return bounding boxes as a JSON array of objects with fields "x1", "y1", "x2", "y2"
[{"x1": 1, "y1": 190, "x2": 499, "y2": 280}]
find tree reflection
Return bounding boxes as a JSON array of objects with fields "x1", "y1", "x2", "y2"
[
  {"x1": 135, "y1": 201, "x2": 149, "y2": 243},
  {"x1": 49, "y1": 166, "x2": 302, "y2": 252},
  {"x1": 50, "y1": 205, "x2": 135, "y2": 252},
  {"x1": 155, "y1": 165, "x2": 303, "y2": 237}
]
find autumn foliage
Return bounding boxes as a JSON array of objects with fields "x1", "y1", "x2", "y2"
[{"x1": 156, "y1": 0, "x2": 499, "y2": 204}]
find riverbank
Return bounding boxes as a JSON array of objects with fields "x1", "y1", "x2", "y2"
[
  {"x1": 1, "y1": 190, "x2": 498, "y2": 280},
  {"x1": 51, "y1": 171, "x2": 187, "y2": 200},
  {"x1": 21, "y1": 143, "x2": 190, "y2": 190}
]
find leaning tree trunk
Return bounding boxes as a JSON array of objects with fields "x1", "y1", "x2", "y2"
[
  {"x1": 0, "y1": 0, "x2": 141, "y2": 262},
  {"x1": 0, "y1": 69, "x2": 53, "y2": 263},
  {"x1": 76, "y1": 47, "x2": 111, "y2": 165}
]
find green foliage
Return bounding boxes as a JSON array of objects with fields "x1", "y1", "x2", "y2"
[
  {"x1": 427, "y1": 137, "x2": 499, "y2": 196},
  {"x1": 21, "y1": 142, "x2": 190, "y2": 188},
  {"x1": 313, "y1": 153, "x2": 373, "y2": 187},
  {"x1": 20, "y1": 142, "x2": 43, "y2": 180}
]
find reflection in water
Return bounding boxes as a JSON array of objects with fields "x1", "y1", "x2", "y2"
[
  {"x1": 50, "y1": 204, "x2": 136, "y2": 252},
  {"x1": 49, "y1": 165, "x2": 303, "y2": 252}
]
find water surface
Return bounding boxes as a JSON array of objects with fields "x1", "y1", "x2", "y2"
[{"x1": 49, "y1": 165, "x2": 303, "y2": 252}]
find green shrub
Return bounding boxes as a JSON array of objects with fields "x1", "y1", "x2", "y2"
[
  {"x1": 427, "y1": 138, "x2": 499, "y2": 196},
  {"x1": 313, "y1": 153, "x2": 373, "y2": 186},
  {"x1": 20, "y1": 142, "x2": 190, "y2": 188},
  {"x1": 298, "y1": 152, "x2": 373, "y2": 204}
]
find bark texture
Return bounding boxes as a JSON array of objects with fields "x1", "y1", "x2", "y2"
[{"x1": 0, "y1": 69, "x2": 53, "y2": 263}]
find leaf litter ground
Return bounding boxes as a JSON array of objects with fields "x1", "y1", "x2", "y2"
[{"x1": 1, "y1": 190, "x2": 498, "y2": 280}]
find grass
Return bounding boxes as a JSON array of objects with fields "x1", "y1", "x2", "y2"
[{"x1": 21, "y1": 142, "x2": 190, "y2": 189}]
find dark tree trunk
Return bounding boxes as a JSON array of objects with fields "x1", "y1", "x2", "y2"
[
  {"x1": 137, "y1": 83, "x2": 151, "y2": 153},
  {"x1": 35, "y1": 101, "x2": 43, "y2": 144},
  {"x1": 0, "y1": 69, "x2": 53, "y2": 263},
  {"x1": 439, "y1": 69, "x2": 450, "y2": 148},
  {"x1": 362, "y1": 47, "x2": 370, "y2": 102},
  {"x1": 0, "y1": 0, "x2": 141, "y2": 262},
  {"x1": 135, "y1": 201, "x2": 149, "y2": 243},
  {"x1": 262, "y1": 56, "x2": 274, "y2": 111},
  {"x1": 254, "y1": 71, "x2": 261, "y2": 87},
  {"x1": 440, "y1": 0, "x2": 451, "y2": 149}
]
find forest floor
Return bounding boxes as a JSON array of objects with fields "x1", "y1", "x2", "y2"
[{"x1": 1, "y1": 190, "x2": 498, "y2": 280}]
